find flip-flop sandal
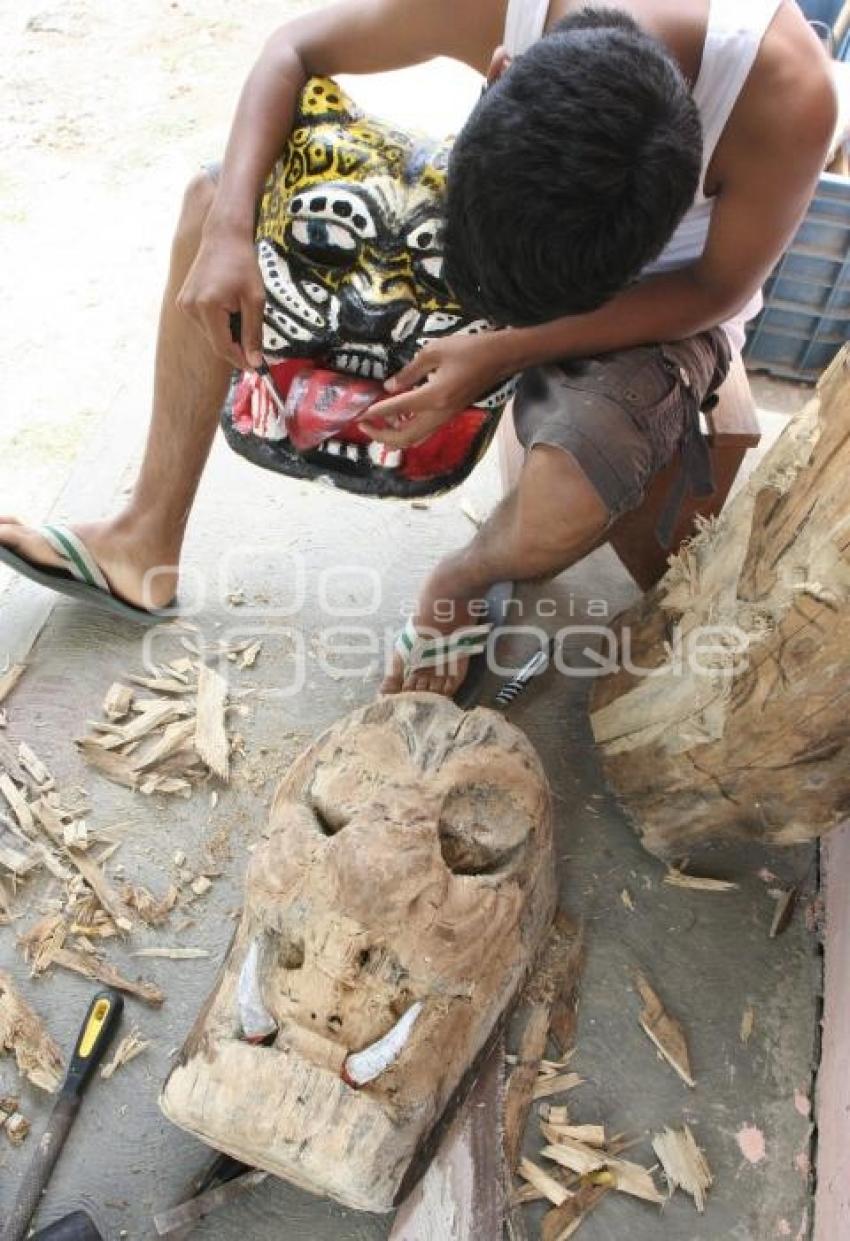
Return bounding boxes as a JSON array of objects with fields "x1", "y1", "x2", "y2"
[
  {"x1": 0, "y1": 523, "x2": 175, "y2": 626},
  {"x1": 392, "y1": 581, "x2": 514, "y2": 709},
  {"x1": 454, "y1": 580, "x2": 514, "y2": 709}
]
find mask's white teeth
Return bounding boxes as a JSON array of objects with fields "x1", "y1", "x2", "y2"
[
  {"x1": 345, "y1": 444, "x2": 360, "y2": 462},
  {"x1": 325, "y1": 439, "x2": 343, "y2": 456},
  {"x1": 342, "y1": 1001, "x2": 423, "y2": 1088}
]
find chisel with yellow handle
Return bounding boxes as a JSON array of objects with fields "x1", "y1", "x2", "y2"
[{"x1": 1, "y1": 989, "x2": 123, "y2": 1241}]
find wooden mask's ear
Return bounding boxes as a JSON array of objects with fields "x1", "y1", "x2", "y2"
[{"x1": 295, "y1": 76, "x2": 362, "y2": 127}]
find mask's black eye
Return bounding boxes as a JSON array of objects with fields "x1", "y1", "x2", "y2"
[
  {"x1": 406, "y1": 218, "x2": 444, "y2": 255},
  {"x1": 406, "y1": 218, "x2": 448, "y2": 292},
  {"x1": 287, "y1": 217, "x2": 359, "y2": 269}
]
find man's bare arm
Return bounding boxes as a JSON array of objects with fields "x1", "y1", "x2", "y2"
[{"x1": 210, "y1": 0, "x2": 502, "y2": 235}]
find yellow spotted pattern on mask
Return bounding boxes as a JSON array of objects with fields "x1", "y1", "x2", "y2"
[{"x1": 256, "y1": 76, "x2": 455, "y2": 311}]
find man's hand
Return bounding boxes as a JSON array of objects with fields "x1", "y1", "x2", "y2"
[
  {"x1": 177, "y1": 225, "x2": 267, "y2": 372},
  {"x1": 359, "y1": 332, "x2": 508, "y2": 447}
]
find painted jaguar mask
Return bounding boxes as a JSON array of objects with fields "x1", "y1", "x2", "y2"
[{"x1": 223, "y1": 77, "x2": 515, "y2": 498}]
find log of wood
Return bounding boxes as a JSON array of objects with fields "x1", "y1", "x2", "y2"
[
  {"x1": 591, "y1": 347, "x2": 850, "y2": 855},
  {"x1": 161, "y1": 693, "x2": 556, "y2": 1213}
]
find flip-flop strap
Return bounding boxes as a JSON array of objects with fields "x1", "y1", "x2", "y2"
[
  {"x1": 396, "y1": 616, "x2": 492, "y2": 673},
  {"x1": 39, "y1": 524, "x2": 111, "y2": 593}
]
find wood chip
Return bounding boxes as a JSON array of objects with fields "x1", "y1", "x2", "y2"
[
  {"x1": 130, "y1": 947, "x2": 209, "y2": 959},
  {"x1": 194, "y1": 665, "x2": 229, "y2": 781},
  {"x1": 49, "y1": 948, "x2": 165, "y2": 1007},
  {"x1": 17, "y1": 743, "x2": 52, "y2": 789},
  {"x1": 0, "y1": 664, "x2": 26, "y2": 705},
  {"x1": 76, "y1": 740, "x2": 140, "y2": 790},
  {"x1": 545, "y1": 1122, "x2": 607, "y2": 1148},
  {"x1": 635, "y1": 970, "x2": 695, "y2": 1087},
  {"x1": 0, "y1": 837, "x2": 38, "y2": 878},
  {"x1": 769, "y1": 887, "x2": 798, "y2": 938},
  {"x1": 190, "y1": 875, "x2": 212, "y2": 897},
  {"x1": 132, "y1": 718, "x2": 196, "y2": 774},
  {"x1": 103, "y1": 683, "x2": 134, "y2": 721},
  {"x1": 532, "y1": 1072, "x2": 584, "y2": 1101},
  {"x1": 63, "y1": 819, "x2": 89, "y2": 850},
  {"x1": 512, "y1": 1181, "x2": 545, "y2": 1207},
  {"x1": 0, "y1": 773, "x2": 34, "y2": 832},
  {"x1": 620, "y1": 888, "x2": 635, "y2": 911},
  {"x1": 121, "y1": 883, "x2": 178, "y2": 927},
  {"x1": 19, "y1": 913, "x2": 68, "y2": 975},
  {"x1": 540, "y1": 1183, "x2": 611, "y2": 1241},
  {"x1": 0, "y1": 970, "x2": 63, "y2": 1091},
  {"x1": 540, "y1": 1105, "x2": 570, "y2": 1126},
  {"x1": 101, "y1": 1028, "x2": 150, "y2": 1079},
  {"x1": 127, "y1": 675, "x2": 196, "y2": 695},
  {"x1": 5, "y1": 1111, "x2": 30, "y2": 1145},
  {"x1": 0, "y1": 1094, "x2": 17, "y2": 1123},
  {"x1": 541, "y1": 1133, "x2": 663, "y2": 1204},
  {"x1": 652, "y1": 1124, "x2": 712, "y2": 1212},
  {"x1": 239, "y1": 641, "x2": 263, "y2": 670},
  {"x1": 0, "y1": 735, "x2": 28, "y2": 784},
  {"x1": 0, "y1": 877, "x2": 11, "y2": 923},
  {"x1": 518, "y1": 1157, "x2": 572, "y2": 1207},
  {"x1": 34, "y1": 801, "x2": 132, "y2": 933},
  {"x1": 740, "y1": 1005, "x2": 755, "y2": 1045},
  {"x1": 664, "y1": 868, "x2": 739, "y2": 892},
  {"x1": 139, "y1": 774, "x2": 194, "y2": 797},
  {"x1": 95, "y1": 699, "x2": 190, "y2": 750},
  {"x1": 540, "y1": 1127, "x2": 603, "y2": 1175}
]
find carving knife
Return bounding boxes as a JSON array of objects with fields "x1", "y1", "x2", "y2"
[{"x1": 1, "y1": 990, "x2": 124, "y2": 1241}]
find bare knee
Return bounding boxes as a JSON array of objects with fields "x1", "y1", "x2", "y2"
[
  {"x1": 512, "y1": 445, "x2": 610, "y2": 572},
  {"x1": 174, "y1": 168, "x2": 217, "y2": 245}
]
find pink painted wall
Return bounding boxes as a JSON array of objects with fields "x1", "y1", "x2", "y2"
[{"x1": 815, "y1": 821, "x2": 850, "y2": 1241}]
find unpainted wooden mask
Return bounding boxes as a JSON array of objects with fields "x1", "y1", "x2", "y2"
[{"x1": 160, "y1": 695, "x2": 555, "y2": 1211}]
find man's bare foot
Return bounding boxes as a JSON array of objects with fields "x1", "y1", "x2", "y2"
[
  {"x1": 381, "y1": 562, "x2": 490, "y2": 698},
  {"x1": 0, "y1": 515, "x2": 179, "y2": 610}
]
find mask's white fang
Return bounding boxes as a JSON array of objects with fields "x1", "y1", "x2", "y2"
[
  {"x1": 368, "y1": 442, "x2": 402, "y2": 470},
  {"x1": 342, "y1": 1000, "x2": 424, "y2": 1088},
  {"x1": 238, "y1": 939, "x2": 278, "y2": 1043}
]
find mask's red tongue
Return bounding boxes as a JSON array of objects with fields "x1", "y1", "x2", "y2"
[
  {"x1": 283, "y1": 367, "x2": 386, "y2": 453},
  {"x1": 232, "y1": 358, "x2": 493, "y2": 485}
]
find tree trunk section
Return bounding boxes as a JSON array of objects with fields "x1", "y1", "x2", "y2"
[{"x1": 590, "y1": 346, "x2": 850, "y2": 857}]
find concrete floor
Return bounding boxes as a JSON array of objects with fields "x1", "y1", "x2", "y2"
[{"x1": 0, "y1": 382, "x2": 821, "y2": 1240}]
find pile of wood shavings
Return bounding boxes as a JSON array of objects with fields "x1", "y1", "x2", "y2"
[{"x1": 76, "y1": 647, "x2": 257, "y2": 796}]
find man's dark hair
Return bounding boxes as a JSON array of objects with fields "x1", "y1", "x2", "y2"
[{"x1": 444, "y1": 8, "x2": 702, "y2": 326}]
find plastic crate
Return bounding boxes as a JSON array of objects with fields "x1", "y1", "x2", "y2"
[
  {"x1": 798, "y1": 0, "x2": 843, "y2": 23},
  {"x1": 743, "y1": 172, "x2": 850, "y2": 382}
]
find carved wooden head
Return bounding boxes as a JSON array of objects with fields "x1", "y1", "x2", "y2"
[{"x1": 160, "y1": 694, "x2": 555, "y2": 1211}]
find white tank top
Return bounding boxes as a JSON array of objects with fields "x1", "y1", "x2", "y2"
[{"x1": 501, "y1": 0, "x2": 783, "y2": 350}]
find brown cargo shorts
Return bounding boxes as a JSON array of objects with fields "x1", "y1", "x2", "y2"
[{"x1": 512, "y1": 328, "x2": 732, "y2": 540}]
